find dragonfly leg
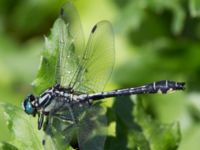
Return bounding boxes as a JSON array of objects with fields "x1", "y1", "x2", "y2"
[
  {"x1": 54, "y1": 114, "x2": 74, "y2": 123},
  {"x1": 42, "y1": 114, "x2": 55, "y2": 146},
  {"x1": 38, "y1": 113, "x2": 44, "y2": 130}
]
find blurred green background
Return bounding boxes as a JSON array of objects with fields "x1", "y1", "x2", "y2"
[{"x1": 0, "y1": 0, "x2": 200, "y2": 149}]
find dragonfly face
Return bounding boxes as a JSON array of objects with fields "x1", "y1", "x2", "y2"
[{"x1": 22, "y1": 94, "x2": 37, "y2": 116}]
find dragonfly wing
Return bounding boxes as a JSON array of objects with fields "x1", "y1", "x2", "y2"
[
  {"x1": 57, "y1": 2, "x2": 85, "y2": 87},
  {"x1": 77, "y1": 106, "x2": 107, "y2": 150},
  {"x1": 43, "y1": 117, "x2": 76, "y2": 149},
  {"x1": 53, "y1": 102, "x2": 107, "y2": 150},
  {"x1": 43, "y1": 101, "x2": 78, "y2": 149},
  {"x1": 60, "y1": 2, "x2": 85, "y2": 52},
  {"x1": 43, "y1": 101, "x2": 104, "y2": 149},
  {"x1": 32, "y1": 2, "x2": 85, "y2": 93},
  {"x1": 71, "y1": 21, "x2": 115, "y2": 93}
]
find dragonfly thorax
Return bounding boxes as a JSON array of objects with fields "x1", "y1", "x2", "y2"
[
  {"x1": 36, "y1": 85, "x2": 75, "y2": 113},
  {"x1": 22, "y1": 84, "x2": 78, "y2": 116}
]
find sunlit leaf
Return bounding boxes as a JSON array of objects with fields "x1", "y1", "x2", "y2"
[
  {"x1": 32, "y1": 18, "x2": 70, "y2": 94},
  {"x1": 133, "y1": 97, "x2": 181, "y2": 150},
  {"x1": 0, "y1": 103, "x2": 44, "y2": 150},
  {"x1": 189, "y1": 0, "x2": 200, "y2": 17},
  {"x1": 0, "y1": 142, "x2": 18, "y2": 150}
]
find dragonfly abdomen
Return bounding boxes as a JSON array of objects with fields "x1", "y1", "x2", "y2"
[
  {"x1": 86, "y1": 80, "x2": 185, "y2": 101},
  {"x1": 35, "y1": 80, "x2": 185, "y2": 112}
]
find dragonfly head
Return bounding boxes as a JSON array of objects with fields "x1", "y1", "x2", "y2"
[{"x1": 22, "y1": 94, "x2": 37, "y2": 116}]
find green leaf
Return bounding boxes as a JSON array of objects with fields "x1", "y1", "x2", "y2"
[
  {"x1": 171, "y1": 5, "x2": 185, "y2": 35},
  {"x1": 127, "y1": 130, "x2": 150, "y2": 150},
  {"x1": 116, "y1": 0, "x2": 186, "y2": 35},
  {"x1": 133, "y1": 97, "x2": 181, "y2": 150},
  {"x1": 189, "y1": 0, "x2": 200, "y2": 17},
  {"x1": 105, "y1": 96, "x2": 150, "y2": 150},
  {"x1": 32, "y1": 18, "x2": 71, "y2": 94},
  {"x1": 0, "y1": 102, "x2": 44, "y2": 150},
  {"x1": 0, "y1": 142, "x2": 18, "y2": 150}
]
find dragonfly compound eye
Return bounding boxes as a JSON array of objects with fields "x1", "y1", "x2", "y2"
[{"x1": 22, "y1": 94, "x2": 36, "y2": 116}]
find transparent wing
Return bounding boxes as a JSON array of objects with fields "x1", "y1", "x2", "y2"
[
  {"x1": 57, "y1": 2, "x2": 85, "y2": 86},
  {"x1": 43, "y1": 102, "x2": 107, "y2": 150},
  {"x1": 32, "y1": 2, "x2": 85, "y2": 92},
  {"x1": 61, "y1": 2, "x2": 85, "y2": 52},
  {"x1": 70, "y1": 21, "x2": 115, "y2": 93},
  {"x1": 78, "y1": 105, "x2": 107, "y2": 150},
  {"x1": 57, "y1": 2, "x2": 114, "y2": 92},
  {"x1": 43, "y1": 100, "x2": 78, "y2": 149}
]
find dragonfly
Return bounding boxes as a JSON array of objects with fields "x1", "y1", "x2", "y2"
[{"x1": 22, "y1": 2, "x2": 185, "y2": 150}]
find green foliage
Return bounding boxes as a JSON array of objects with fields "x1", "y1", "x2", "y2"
[
  {"x1": 32, "y1": 18, "x2": 68, "y2": 94},
  {"x1": 0, "y1": 0, "x2": 200, "y2": 149},
  {"x1": 0, "y1": 142, "x2": 18, "y2": 150},
  {"x1": 0, "y1": 96, "x2": 181, "y2": 150},
  {"x1": 105, "y1": 96, "x2": 181, "y2": 150},
  {"x1": 0, "y1": 103, "x2": 44, "y2": 150},
  {"x1": 190, "y1": 0, "x2": 200, "y2": 17},
  {"x1": 134, "y1": 98, "x2": 181, "y2": 150}
]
